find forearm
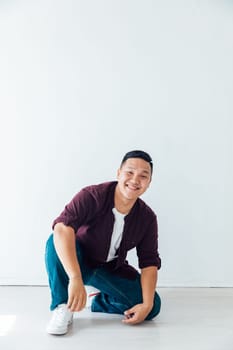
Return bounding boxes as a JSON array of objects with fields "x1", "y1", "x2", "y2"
[
  {"x1": 123, "y1": 266, "x2": 158, "y2": 324},
  {"x1": 140, "y1": 266, "x2": 158, "y2": 308},
  {"x1": 53, "y1": 223, "x2": 87, "y2": 311},
  {"x1": 53, "y1": 222, "x2": 83, "y2": 280}
]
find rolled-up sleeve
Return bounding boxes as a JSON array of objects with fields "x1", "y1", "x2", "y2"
[
  {"x1": 52, "y1": 189, "x2": 96, "y2": 232},
  {"x1": 136, "y1": 215, "x2": 161, "y2": 270}
]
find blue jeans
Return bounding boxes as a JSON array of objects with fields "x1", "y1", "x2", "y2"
[{"x1": 45, "y1": 234, "x2": 161, "y2": 320}]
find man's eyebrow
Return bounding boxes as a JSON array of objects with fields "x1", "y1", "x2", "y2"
[
  {"x1": 141, "y1": 170, "x2": 150, "y2": 174},
  {"x1": 125, "y1": 166, "x2": 150, "y2": 174}
]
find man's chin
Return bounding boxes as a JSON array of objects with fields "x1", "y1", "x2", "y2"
[{"x1": 124, "y1": 189, "x2": 139, "y2": 200}]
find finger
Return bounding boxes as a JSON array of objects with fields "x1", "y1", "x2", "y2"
[
  {"x1": 71, "y1": 294, "x2": 86, "y2": 312},
  {"x1": 124, "y1": 312, "x2": 134, "y2": 320},
  {"x1": 68, "y1": 298, "x2": 78, "y2": 312},
  {"x1": 67, "y1": 295, "x2": 75, "y2": 309},
  {"x1": 123, "y1": 309, "x2": 144, "y2": 324},
  {"x1": 74, "y1": 298, "x2": 84, "y2": 312},
  {"x1": 122, "y1": 314, "x2": 139, "y2": 325},
  {"x1": 124, "y1": 308, "x2": 135, "y2": 316},
  {"x1": 80, "y1": 293, "x2": 87, "y2": 310}
]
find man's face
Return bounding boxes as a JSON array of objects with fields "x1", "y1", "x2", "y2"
[{"x1": 117, "y1": 158, "x2": 152, "y2": 201}]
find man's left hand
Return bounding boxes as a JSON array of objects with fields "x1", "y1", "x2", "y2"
[{"x1": 122, "y1": 303, "x2": 152, "y2": 325}]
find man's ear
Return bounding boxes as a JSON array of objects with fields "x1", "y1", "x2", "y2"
[
  {"x1": 116, "y1": 168, "x2": 121, "y2": 180},
  {"x1": 148, "y1": 176, "x2": 152, "y2": 187}
]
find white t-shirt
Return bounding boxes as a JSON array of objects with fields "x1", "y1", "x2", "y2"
[{"x1": 106, "y1": 208, "x2": 126, "y2": 262}]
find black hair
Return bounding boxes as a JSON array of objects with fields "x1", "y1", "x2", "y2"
[{"x1": 120, "y1": 150, "x2": 153, "y2": 174}]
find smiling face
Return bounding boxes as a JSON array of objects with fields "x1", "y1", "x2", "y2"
[{"x1": 116, "y1": 158, "x2": 152, "y2": 205}]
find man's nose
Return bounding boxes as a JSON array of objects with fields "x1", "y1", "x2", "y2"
[{"x1": 131, "y1": 174, "x2": 139, "y2": 183}]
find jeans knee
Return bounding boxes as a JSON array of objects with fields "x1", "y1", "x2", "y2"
[
  {"x1": 45, "y1": 234, "x2": 59, "y2": 270},
  {"x1": 46, "y1": 234, "x2": 54, "y2": 250},
  {"x1": 45, "y1": 234, "x2": 59, "y2": 261}
]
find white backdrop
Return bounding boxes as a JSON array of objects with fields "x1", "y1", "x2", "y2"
[{"x1": 0, "y1": 0, "x2": 232, "y2": 286}]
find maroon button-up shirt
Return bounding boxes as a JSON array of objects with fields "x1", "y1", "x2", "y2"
[{"x1": 52, "y1": 181, "x2": 161, "y2": 278}]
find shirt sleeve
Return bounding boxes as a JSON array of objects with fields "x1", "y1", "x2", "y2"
[
  {"x1": 136, "y1": 214, "x2": 161, "y2": 270},
  {"x1": 52, "y1": 188, "x2": 97, "y2": 232}
]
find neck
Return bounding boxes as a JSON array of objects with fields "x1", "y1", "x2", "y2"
[{"x1": 114, "y1": 187, "x2": 136, "y2": 214}]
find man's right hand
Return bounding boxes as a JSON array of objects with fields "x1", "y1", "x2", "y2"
[
  {"x1": 53, "y1": 224, "x2": 87, "y2": 312},
  {"x1": 67, "y1": 276, "x2": 87, "y2": 312}
]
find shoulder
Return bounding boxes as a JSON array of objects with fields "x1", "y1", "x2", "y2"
[
  {"x1": 83, "y1": 181, "x2": 117, "y2": 196},
  {"x1": 137, "y1": 198, "x2": 157, "y2": 221},
  {"x1": 81, "y1": 181, "x2": 117, "y2": 203}
]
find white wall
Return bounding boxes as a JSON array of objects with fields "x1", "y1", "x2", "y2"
[{"x1": 0, "y1": 0, "x2": 232, "y2": 286}]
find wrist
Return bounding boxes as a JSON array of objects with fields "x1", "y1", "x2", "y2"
[
  {"x1": 142, "y1": 302, "x2": 153, "y2": 310},
  {"x1": 69, "y1": 274, "x2": 82, "y2": 281}
]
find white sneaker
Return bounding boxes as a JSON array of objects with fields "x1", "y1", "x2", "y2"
[{"x1": 46, "y1": 304, "x2": 73, "y2": 335}]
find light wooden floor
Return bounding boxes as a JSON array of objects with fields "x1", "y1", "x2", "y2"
[{"x1": 0, "y1": 286, "x2": 233, "y2": 350}]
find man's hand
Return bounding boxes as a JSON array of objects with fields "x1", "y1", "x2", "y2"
[
  {"x1": 122, "y1": 303, "x2": 152, "y2": 325},
  {"x1": 67, "y1": 277, "x2": 87, "y2": 312}
]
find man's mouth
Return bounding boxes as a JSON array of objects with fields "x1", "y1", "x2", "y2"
[{"x1": 126, "y1": 184, "x2": 140, "y2": 191}]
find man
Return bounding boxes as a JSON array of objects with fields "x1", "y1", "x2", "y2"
[{"x1": 45, "y1": 150, "x2": 161, "y2": 335}]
